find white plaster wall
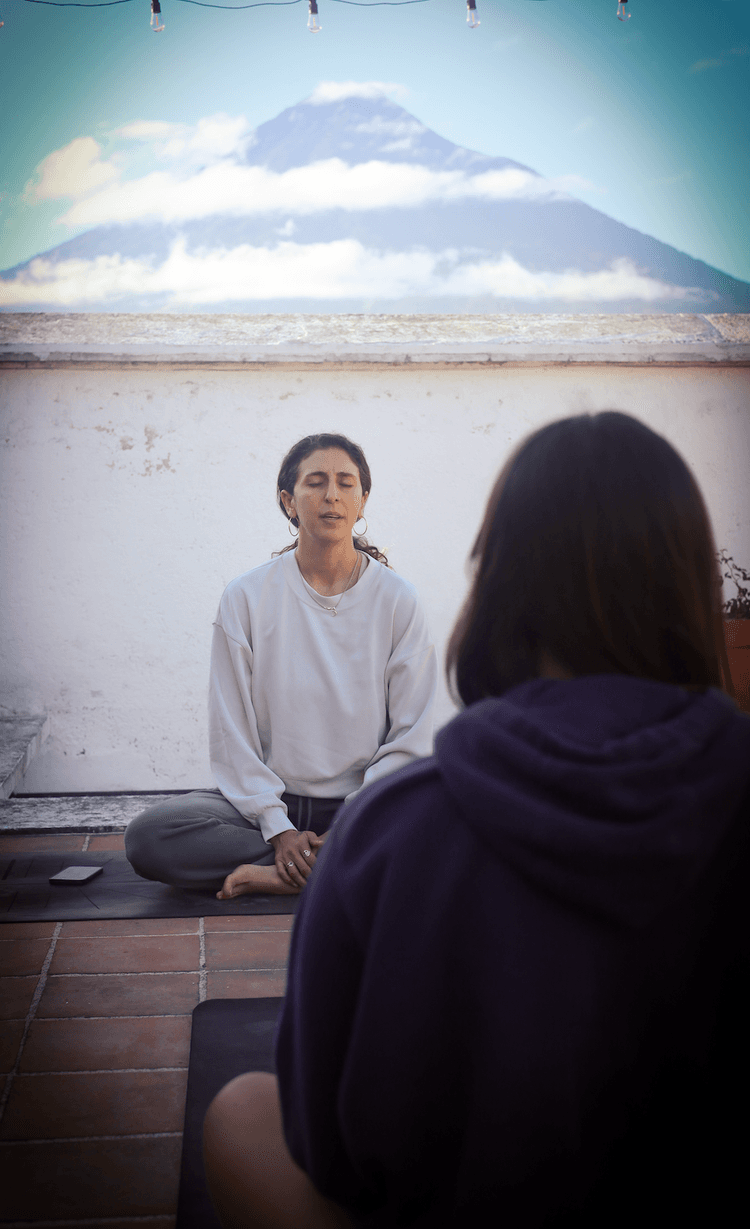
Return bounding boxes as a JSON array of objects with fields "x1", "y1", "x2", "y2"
[{"x1": 2, "y1": 362, "x2": 749, "y2": 793}]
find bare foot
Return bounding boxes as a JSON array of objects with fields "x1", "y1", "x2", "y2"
[{"x1": 217, "y1": 863, "x2": 302, "y2": 900}]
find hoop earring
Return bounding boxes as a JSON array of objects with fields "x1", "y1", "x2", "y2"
[
  {"x1": 288, "y1": 518, "x2": 299, "y2": 538},
  {"x1": 354, "y1": 516, "x2": 368, "y2": 536}
]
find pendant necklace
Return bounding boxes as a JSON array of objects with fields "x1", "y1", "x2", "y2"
[{"x1": 304, "y1": 552, "x2": 362, "y2": 616}]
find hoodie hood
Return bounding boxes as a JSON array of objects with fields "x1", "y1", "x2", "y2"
[{"x1": 436, "y1": 676, "x2": 750, "y2": 927}]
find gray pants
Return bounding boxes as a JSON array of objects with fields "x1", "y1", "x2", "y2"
[{"x1": 125, "y1": 788, "x2": 345, "y2": 892}]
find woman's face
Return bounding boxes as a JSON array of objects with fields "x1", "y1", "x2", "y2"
[{"x1": 282, "y1": 448, "x2": 368, "y2": 546}]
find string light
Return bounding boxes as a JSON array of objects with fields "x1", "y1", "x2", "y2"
[
  {"x1": 16, "y1": 0, "x2": 564, "y2": 21},
  {"x1": 616, "y1": 0, "x2": 630, "y2": 19}
]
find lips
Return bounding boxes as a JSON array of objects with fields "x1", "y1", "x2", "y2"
[{"x1": 321, "y1": 514, "x2": 342, "y2": 520}]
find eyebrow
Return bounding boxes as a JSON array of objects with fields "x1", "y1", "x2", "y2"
[{"x1": 303, "y1": 470, "x2": 358, "y2": 479}]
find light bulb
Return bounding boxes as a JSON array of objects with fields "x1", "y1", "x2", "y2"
[
  {"x1": 150, "y1": 0, "x2": 164, "y2": 32},
  {"x1": 308, "y1": 0, "x2": 322, "y2": 32},
  {"x1": 616, "y1": 0, "x2": 630, "y2": 20},
  {"x1": 466, "y1": 0, "x2": 480, "y2": 28}
]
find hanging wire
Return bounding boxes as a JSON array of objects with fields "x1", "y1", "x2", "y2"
[
  {"x1": 19, "y1": 0, "x2": 304, "y2": 7},
  {"x1": 22, "y1": 1, "x2": 137, "y2": 7},
  {"x1": 328, "y1": 1, "x2": 431, "y2": 6},
  {"x1": 173, "y1": 0, "x2": 303, "y2": 8},
  {"x1": 20, "y1": 0, "x2": 433, "y2": 6},
  {"x1": 20, "y1": 0, "x2": 552, "y2": 8}
]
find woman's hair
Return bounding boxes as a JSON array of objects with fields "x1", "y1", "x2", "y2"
[
  {"x1": 446, "y1": 411, "x2": 724, "y2": 706},
  {"x1": 272, "y1": 432, "x2": 391, "y2": 566}
]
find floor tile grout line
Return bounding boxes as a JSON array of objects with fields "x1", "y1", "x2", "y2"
[
  {"x1": 198, "y1": 916, "x2": 207, "y2": 1002},
  {"x1": 6, "y1": 1013, "x2": 196, "y2": 1021},
  {"x1": 48, "y1": 930, "x2": 202, "y2": 939},
  {"x1": 17, "y1": 1066, "x2": 189, "y2": 1075},
  {"x1": 0, "y1": 922, "x2": 63, "y2": 1127},
  {"x1": 3, "y1": 968, "x2": 287, "y2": 976},
  {"x1": 1, "y1": 971, "x2": 196, "y2": 979},
  {"x1": 1, "y1": 1130, "x2": 183, "y2": 1144},
  {"x1": 1, "y1": 928, "x2": 291, "y2": 940},
  {"x1": 1, "y1": 922, "x2": 292, "y2": 931}
]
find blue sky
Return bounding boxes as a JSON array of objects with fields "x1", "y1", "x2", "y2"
[{"x1": 1, "y1": 0, "x2": 748, "y2": 285}]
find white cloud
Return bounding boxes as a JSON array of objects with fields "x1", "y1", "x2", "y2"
[
  {"x1": 307, "y1": 81, "x2": 406, "y2": 104},
  {"x1": 0, "y1": 238, "x2": 692, "y2": 307},
  {"x1": 53, "y1": 155, "x2": 592, "y2": 227},
  {"x1": 115, "y1": 114, "x2": 253, "y2": 163},
  {"x1": 440, "y1": 255, "x2": 687, "y2": 302},
  {"x1": 689, "y1": 58, "x2": 724, "y2": 74},
  {"x1": 26, "y1": 137, "x2": 120, "y2": 201},
  {"x1": 23, "y1": 107, "x2": 596, "y2": 233},
  {"x1": 689, "y1": 43, "x2": 748, "y2": 72},
  {"x1": 115, "y1": 121, "x2": 180, "y2": 141},
  {"x1": 25, "y1": 115, "x2": 254, "y2": 212}
]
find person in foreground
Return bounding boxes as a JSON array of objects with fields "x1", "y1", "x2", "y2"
[
  {"x1": 203, "y1": 411, "x2": 750, "y2": 1228},
  {"x1": 125, "y1": 432, "x2": 437, "y2": 900}
]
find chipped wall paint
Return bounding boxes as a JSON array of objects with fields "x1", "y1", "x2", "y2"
[{"x1": 1, "y1": 362, "x2": 749, "y2": 793}]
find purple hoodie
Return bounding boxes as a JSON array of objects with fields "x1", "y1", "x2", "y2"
[{"x1": 276, "y1": 676, "x2": 750, "y2": 1226}]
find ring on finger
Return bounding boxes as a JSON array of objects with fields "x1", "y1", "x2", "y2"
[
  {"x1": 287, "y1": 861, "x2": 295, "y2": 868},
  {"x1": 302, "y1": 849, "x2": 311, "y2": 858}
]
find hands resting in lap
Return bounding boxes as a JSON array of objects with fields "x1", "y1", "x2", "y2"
[
  {"x1": 269, "y1": 828, "x2": 328, "y2": 889},
  {"x1": 216, "y1": 826, "x2": 329, "y2": 900}
]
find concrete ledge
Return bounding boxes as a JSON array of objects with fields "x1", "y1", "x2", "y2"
[
  {"x1": 0, "y1": 716, "x2": 50, "y2": 801},
  {"x1": 1, "y1": 313, "x2": 749, "y2": 367},
  {"x1": 0, "y1": 792, "x2": 184, "y2": 833}
]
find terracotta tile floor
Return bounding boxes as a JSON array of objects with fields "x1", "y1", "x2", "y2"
[{"x1": 0, "y1": 831, "x2": 291, "y2": 1228}]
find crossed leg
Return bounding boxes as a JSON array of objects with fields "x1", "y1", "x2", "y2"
[{"x1": 203, "y1": 1071, "x2": 352, "y2": 1229}]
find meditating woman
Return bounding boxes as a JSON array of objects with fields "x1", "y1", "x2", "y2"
[
  {"x1": 125, "y1": 432, "x2": 438, "y2": 900},
  {"x1": 203, "y1": 411, "x2": 750, "y2": 1228}
]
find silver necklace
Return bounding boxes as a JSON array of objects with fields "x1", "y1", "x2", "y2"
[{"x1": 303, "y1": 553, "x2": 362, "y2": 616}]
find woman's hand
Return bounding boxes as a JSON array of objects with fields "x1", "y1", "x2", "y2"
[{"x1": 269, "y1": 829, "x2": 323, "y2": 888}]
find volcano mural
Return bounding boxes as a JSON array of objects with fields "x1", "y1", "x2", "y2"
[{"x1": 2, "y1": 87, "x2": 748, "y2": 313}]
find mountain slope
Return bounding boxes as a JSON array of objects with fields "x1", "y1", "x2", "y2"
[{"x1": 2, "y1": 93, "x2": 747, "y2": 313}]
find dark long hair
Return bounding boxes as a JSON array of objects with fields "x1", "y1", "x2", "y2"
[
  {"x1": 446, "y1": 411, "x2": 724, "y2": 707},
  {"x1": 272, "y1": 433, "x2": 391, "y2": 566}
]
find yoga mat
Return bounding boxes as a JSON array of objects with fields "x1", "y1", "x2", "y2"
[
  {"x1": 176, "y1": 997, "x2": 282, "y2": 1229},
  {"x1": 0, "y1": 851, "x2": 298, "y2": 922}
]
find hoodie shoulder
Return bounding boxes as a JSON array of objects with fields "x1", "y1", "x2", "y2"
[{"x1": 435, "y1": 678, "x2": 750, "y2": 928}]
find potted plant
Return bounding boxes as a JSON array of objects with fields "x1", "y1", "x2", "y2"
[{"x1": 718, "y1": 549, "x2": 750, "y2": 713}]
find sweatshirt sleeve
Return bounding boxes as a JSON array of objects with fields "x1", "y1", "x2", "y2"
[
  {"x1": 345, "y1": 590, "x2": 438, "y2": 804},
  {"x1": 208, "y1": 619, "x2": 295, "y2": 843}
]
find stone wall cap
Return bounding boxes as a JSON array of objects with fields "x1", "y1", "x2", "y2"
[{"x1": 1, "y1": 312, "x2": 749, "y2": 365}]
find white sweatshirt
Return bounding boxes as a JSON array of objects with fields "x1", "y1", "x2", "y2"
[{"x1": 209, "y1": 548, "x2": 439, "y2": 842}]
